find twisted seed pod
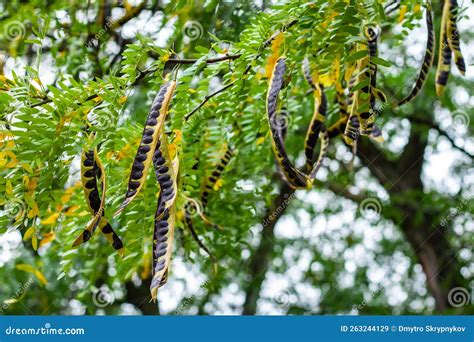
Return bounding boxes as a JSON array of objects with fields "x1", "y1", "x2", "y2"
[
  {"x1": 370, "y1": 125, "x2": 384, "y2": 143},
  {"x1": 335, "y1": 83, "x2": 348, "y2": 120},
  {"x1": 309, "y1": 126, "x2": 329, "y2": 179},
  {"x1": 446, "y1": 0, "x2": 465, "y2": 75},
  {"x1": 73, "y1": 148, "x2": 102, "y2": 244},
  {"x1": 201, "y1": 146, "x2": 233, "y2": 208},
  {"x1": 150, "y1": 131, "x2": 179, "y2": 301},
  {"x1": 153, "y1": 130, "x2": 177, "y2": 213},
  {"x1": 150, "y1": 192, "x2": 175, "y2": 301},
  {"x1": 73, "y1": 144, "x2": 123, "y2": 255},
  {"x1": 267, "y1": 57, "x2": 311, "y2": 189},
  {"x1": 304, "y1": 85, "x2": 327, "y2": 173},
  {"x1": 328, "y1": 116, "x2": 349, "y2": 139},
  {"x1": 115, "y1": 81, "x2": 176, "y2": 216},
  {"x1": 435, "y1": 0, "x2": 452, "y2": 96},
  {"x1": 398, "y1": 2, "x2": 435, "y2": 106},
  {"x1": 361, "y1": 25, "x2": 381, "y2": 137},
  {"x1": 343, "y1": 113, "x2": 361, "y2": 146}
]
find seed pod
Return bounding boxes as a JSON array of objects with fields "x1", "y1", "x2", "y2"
[
  {"x1": 446, "y1": 0, "x2": 465, "y2": 75},
  {"x1": 304, "y1": 84, "x2": 327, "y2": 173},
  {"x1": 398, "y1": 2, "x2": 435, "y2": 106},
  {"x1": 308, "y1": 126, "x2": 329, "y2": 180},
  {"x1": 73, "y1": 148, "x2": 103, "y2": 244},
  {"x1": 267, "y1": 57, "x2": 311, "y2": 189},
  {"x1": 150, "y1": 130, "x2": 179, "y2": 300},
  {"x1": 435, "y1": 0, "x2": 452, "y2": 96},
  {"x1": 343, "y1": 113, "x2": 360, "y2": 146},
  {"x1": 361, "y1": 25, "x2": 383, "y2": 137},
  {"x1": 150, "y1": 192, "x2": 175, "y2": 301},
  {"x1": 73, "y1": 141, "x2": 123, "y2": 255},
  {"x1": 328, "y1": 116, "x2": 349, "y2": 139},
  {"x1": 201, "y1": 145, "x2": 233, "y2": 208},
  {"x1": 370, "y1": 125, "x2": 384, "y2": 143},
  {"x1": 153, "y1": 131, "x2": 177, "y2": 213},
  {"x1": 115, "y1": 81, "x2": 177, "y2": 216},
  {"x1": 335, "y1": 83, "x2": 348, "y2": 120}
]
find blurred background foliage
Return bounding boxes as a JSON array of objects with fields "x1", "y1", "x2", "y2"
[{"x1": 0, "y1": 0, "x2": 472, "y2": 315}]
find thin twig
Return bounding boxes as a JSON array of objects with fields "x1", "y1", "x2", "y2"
[
  {"x1": 184, "y1": 81, "x2": 236, "y2": 121},
  {"x1": 167, "y1": 54, "x2": 241, "y2": 65}
]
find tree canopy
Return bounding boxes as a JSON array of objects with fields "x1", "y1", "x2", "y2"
[{"x1": 0, "y1": 0, "x2": 472, "y2": 315}]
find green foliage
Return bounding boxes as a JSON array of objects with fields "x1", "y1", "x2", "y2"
[{"x1": 0, "y1": 0, "x2": 472, "y2": 315}]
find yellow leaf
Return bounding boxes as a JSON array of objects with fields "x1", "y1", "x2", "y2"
[
  {"x1": 65, "y1": 205, "x2": 80, "y2": 216},
  {"x1": 398, "y1": 5, "x2": 407, "y2": 23},
  {"x1": 256, "y1": 136, "x2": 266, "y2": 145},
  {"x1": 414, "y1": 4, "x2": 421, "y2": 14},
  {"x1": 264, "y1": 32, "x2": 284, "y2": 78},
  {"x1": 16, "y1": 264, "x2": 36, "y2": 273},
  {"x1": 22, "y1": 163, "x2": 33, "y2": 174},
  {"x1": 39, "y1": 232, "x2": 55, "y2": 247},
  {"x1": 41, "y1": 213, "x2": 60, "y2": 225},
  {"x1": 16, "y1": 264, "x2": 48, "y2": 286},
  {"x1": 118, "y1": 96, "x2": 128, "y2": 105},
  {"x1": 23, "y1": 227, "x2": 35, "y2": 241},
  {"x1": 6, "y1": 180, "x2": 13, "y2": 195},
  {"x1": 27, "y1": 202, "x2": 39, "y2": 219},
  {"x1": 34, "y1": 270, "x2": 48, "y2": 286},
  {"x1": 32, "y1": 235, "x2": 38, "y2": 251},
  {"x1": 27, "y1": 177, "x2": 38, "y2": 192},
  {"x1": 213, "y1": 178, "x2": 223, "y2": 191}
]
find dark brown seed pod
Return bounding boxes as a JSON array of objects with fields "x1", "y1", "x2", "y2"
[
  {"x1": 115, "y1": 81, "x2": 176, "y2": 216},
  {"x1": 446, "y1": 0, "x2": 465, "y2": 75},
  {"x1": 267, "y1": 57, "x2": 311, "y2": 189},
  {"x1": 73, "y1": 141, "x2": 123, "y2": 255},
  {"x1": 201, "y1": 146, "x2": 233, "y2": 208},
  {"x1": 435, "y1": 0, "x2": 453, "y2": 96},
  {"x1": 398, "y1": 1, "x2": 435, "y2": 106},
  {"x1": 304, "y1": 84, "x2": 327, "y2": 173},
  {"x1": 150, "y1": 191, "x2": 175, "y2": 301},
  {"x1": 309, "y1": 126, "x2": 329, "y2": 179}
]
